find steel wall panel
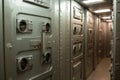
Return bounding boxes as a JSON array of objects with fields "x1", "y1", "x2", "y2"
[
  {"x1": 86, "y1": 11, "x2": 95, "y2": 77},
  {"x1": 97, "y1": 19, "x2": 105, "y2": 62},
  {"x1": 113, "y1": 0, "x2": 120, "y2": 80},
  {"x1": 94, "y1": 16, "x2": 99, "y2": 68},
  {"x1": 59, "y1": 1, "x2": 71, "y2": 80},
  {"x1": 58, "y1": 1, "x2": 75, "y2": 80},
  {"x1": 106, "y1": 23, "x2": 112, "y2": 57},
  {"x1": 4, "y1": 0, "x2": 60, "y2": 80},
  {"x1": 103, "y1": 22, "x2": 109, "y2": 57},
  {"x1": 71, "y1": 1, "x2": 84, "y2": 80},
  {"x1": 0, "y1": 0, "x2": 4, "y2": 80},
  {"x1": 51, "y1": 1, "x2": 60, "y2": 80},
  {"x1": 63, "y1": 1, "x2": 71, "y2": 80}
]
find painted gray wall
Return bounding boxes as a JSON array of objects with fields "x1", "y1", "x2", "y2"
[{"x1": 0, "y1": 0, "x2": 4, "y2": 80}]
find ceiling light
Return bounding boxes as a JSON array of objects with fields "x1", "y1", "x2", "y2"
[
  {"x1": 94, "y1": 9, "x2": 111, "y2": 13},
  {"x1": 102, "y1": 16, "x2": 111, "y2": 19},
  {"x1": 82, "y1": 0, "x2": 104, "y2": 4},
  {"x1": 106, "y1": 20, "x2": 112, "y2": 22}
]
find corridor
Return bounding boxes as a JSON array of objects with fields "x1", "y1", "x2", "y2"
[
  {"x1": 1, "y1": 0, "x2": 120, "y2": 80},
  {"x1": 87, "y1": 58, "x2": 111, "y2": 80}
]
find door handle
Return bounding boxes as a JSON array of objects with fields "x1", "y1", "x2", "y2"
[{"x1": 29, "y1": 66, "x2": 53, "y2": 80}]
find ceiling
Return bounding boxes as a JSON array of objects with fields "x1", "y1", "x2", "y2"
[{"x1": 79, "y1": 0, "x2": 113, "y2": 20}]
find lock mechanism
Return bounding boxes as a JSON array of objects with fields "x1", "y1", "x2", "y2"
[
  {"x1": 79, "y1": 26, "x2": 83, "y2": 34},
  {"x1": 79, "y1": 43, "x2": 82, "y2": 52},
  {"x1": 42, "y1": 48, "x2": 52, "y2": 64},
  {"x1": 17, "y1": 55, "x2": 33, "y2": 72},
  {"x1": 17, "y1": 19, "x2": 33, "y2": 33},
  {"x1": 42, "y1": 22, "x2": 51, "y2": 33},
  {"x1": 73, "y1": 45, "x2": 77, "y2": 54},
  {"x1": 73, "y1": 27, "x2": 77, "y2": 35}
]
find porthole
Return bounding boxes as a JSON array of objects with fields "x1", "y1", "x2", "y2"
[
  {"x1": 20, "y1": 58, "x2": 28, "y2": 71},
  {"x1": 18, "y1": 20, "x2": 27, "y2": 32}
]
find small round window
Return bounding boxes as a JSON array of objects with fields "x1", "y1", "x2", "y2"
[
  {"x1": 19, "y1": 20, "x2": 27, "y2": 32},
  {"x1": 20, "y1": 58, "x2": 28, "y2": 71}
]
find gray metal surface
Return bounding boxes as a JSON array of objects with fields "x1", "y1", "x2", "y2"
[
  {"x1": 4, "y1": 0, "x2": 60, "y2": 80},
  {"x1": 84, "y1": 8, "x2": 87, "y2": 80},
  {"x1": 94, "y1": 16, "x2": 99, "y2": 68},
  {"x1": 0, "y1": 0, "x2": 4, "y2": 80},
  {"x1": 64, "y1": 1, "x2": 71, "y2": 80},
  {"x1": 1, "y1": 0, "x2": 113, "y2": 80},
  {"x1": 112, "y1": 1, "x2": 116, "y2": 79},
  {"x1": 71, "y1": 1, "x2": 84, "y2": 80},
  {"x1": 51, "y1": 0, "x2": 60, "y2": 80},
  {"x1": 86, "y1": 11, "x2": 95, "y2": 77},
  {"x1": 59, "y1": 0, "x2": 68, "y2": 80},
  {"x1": 59, "y1": 0, "x2": 71, "y2": 80},
  {"x1": 113, "y1": 0, "x2": 120, "y2": 80}
]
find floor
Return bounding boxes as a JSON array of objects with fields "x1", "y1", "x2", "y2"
[{"x1": 87, "y1": 58, "x2": 111, "y2": 80}]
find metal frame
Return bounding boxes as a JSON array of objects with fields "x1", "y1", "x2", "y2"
[
  {"x1": 93, "y1": 15, "x2": 96, "y2": 70},
  {"x1": 59, "y1": 1, "x2": 67, "y2": 80},
  {"x1": 51, "y1": 0, "x2": 60, "y2": 80},
  {"x1": 59, "y1": 0, "x2": 71, "y2": 80},
  {"x1": 0, "y1": 0, "x2": 4, "y2": 80},
  {"x1": 113, "y1": 0, "x2": 119, "y2": 80},
  {"x1": 64, "y1": 1, "x2": 71, "y2": 80},
  {"x1": 83, "y1": 8, "x2": 87, "y2": 80}
]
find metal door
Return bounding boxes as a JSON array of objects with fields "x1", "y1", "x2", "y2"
[
  {"x1": 94, "y1": 16, "x2": 99, "y2": 68},
  {"x1": 0, "y1": 0, "x2": 5, "y2": 80},
  {"x1": 97, "y1": 20, "x2": 105, "y2": 62},
  {"x1": 71, "y1": 1, "x2": 84, "y2": 80},
  {"x1": 86, "y1": 11, "x2": 95, "y2": 77},
  {"x1": 4, "y1": 0, "x2": 60, "y2": 80}
]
